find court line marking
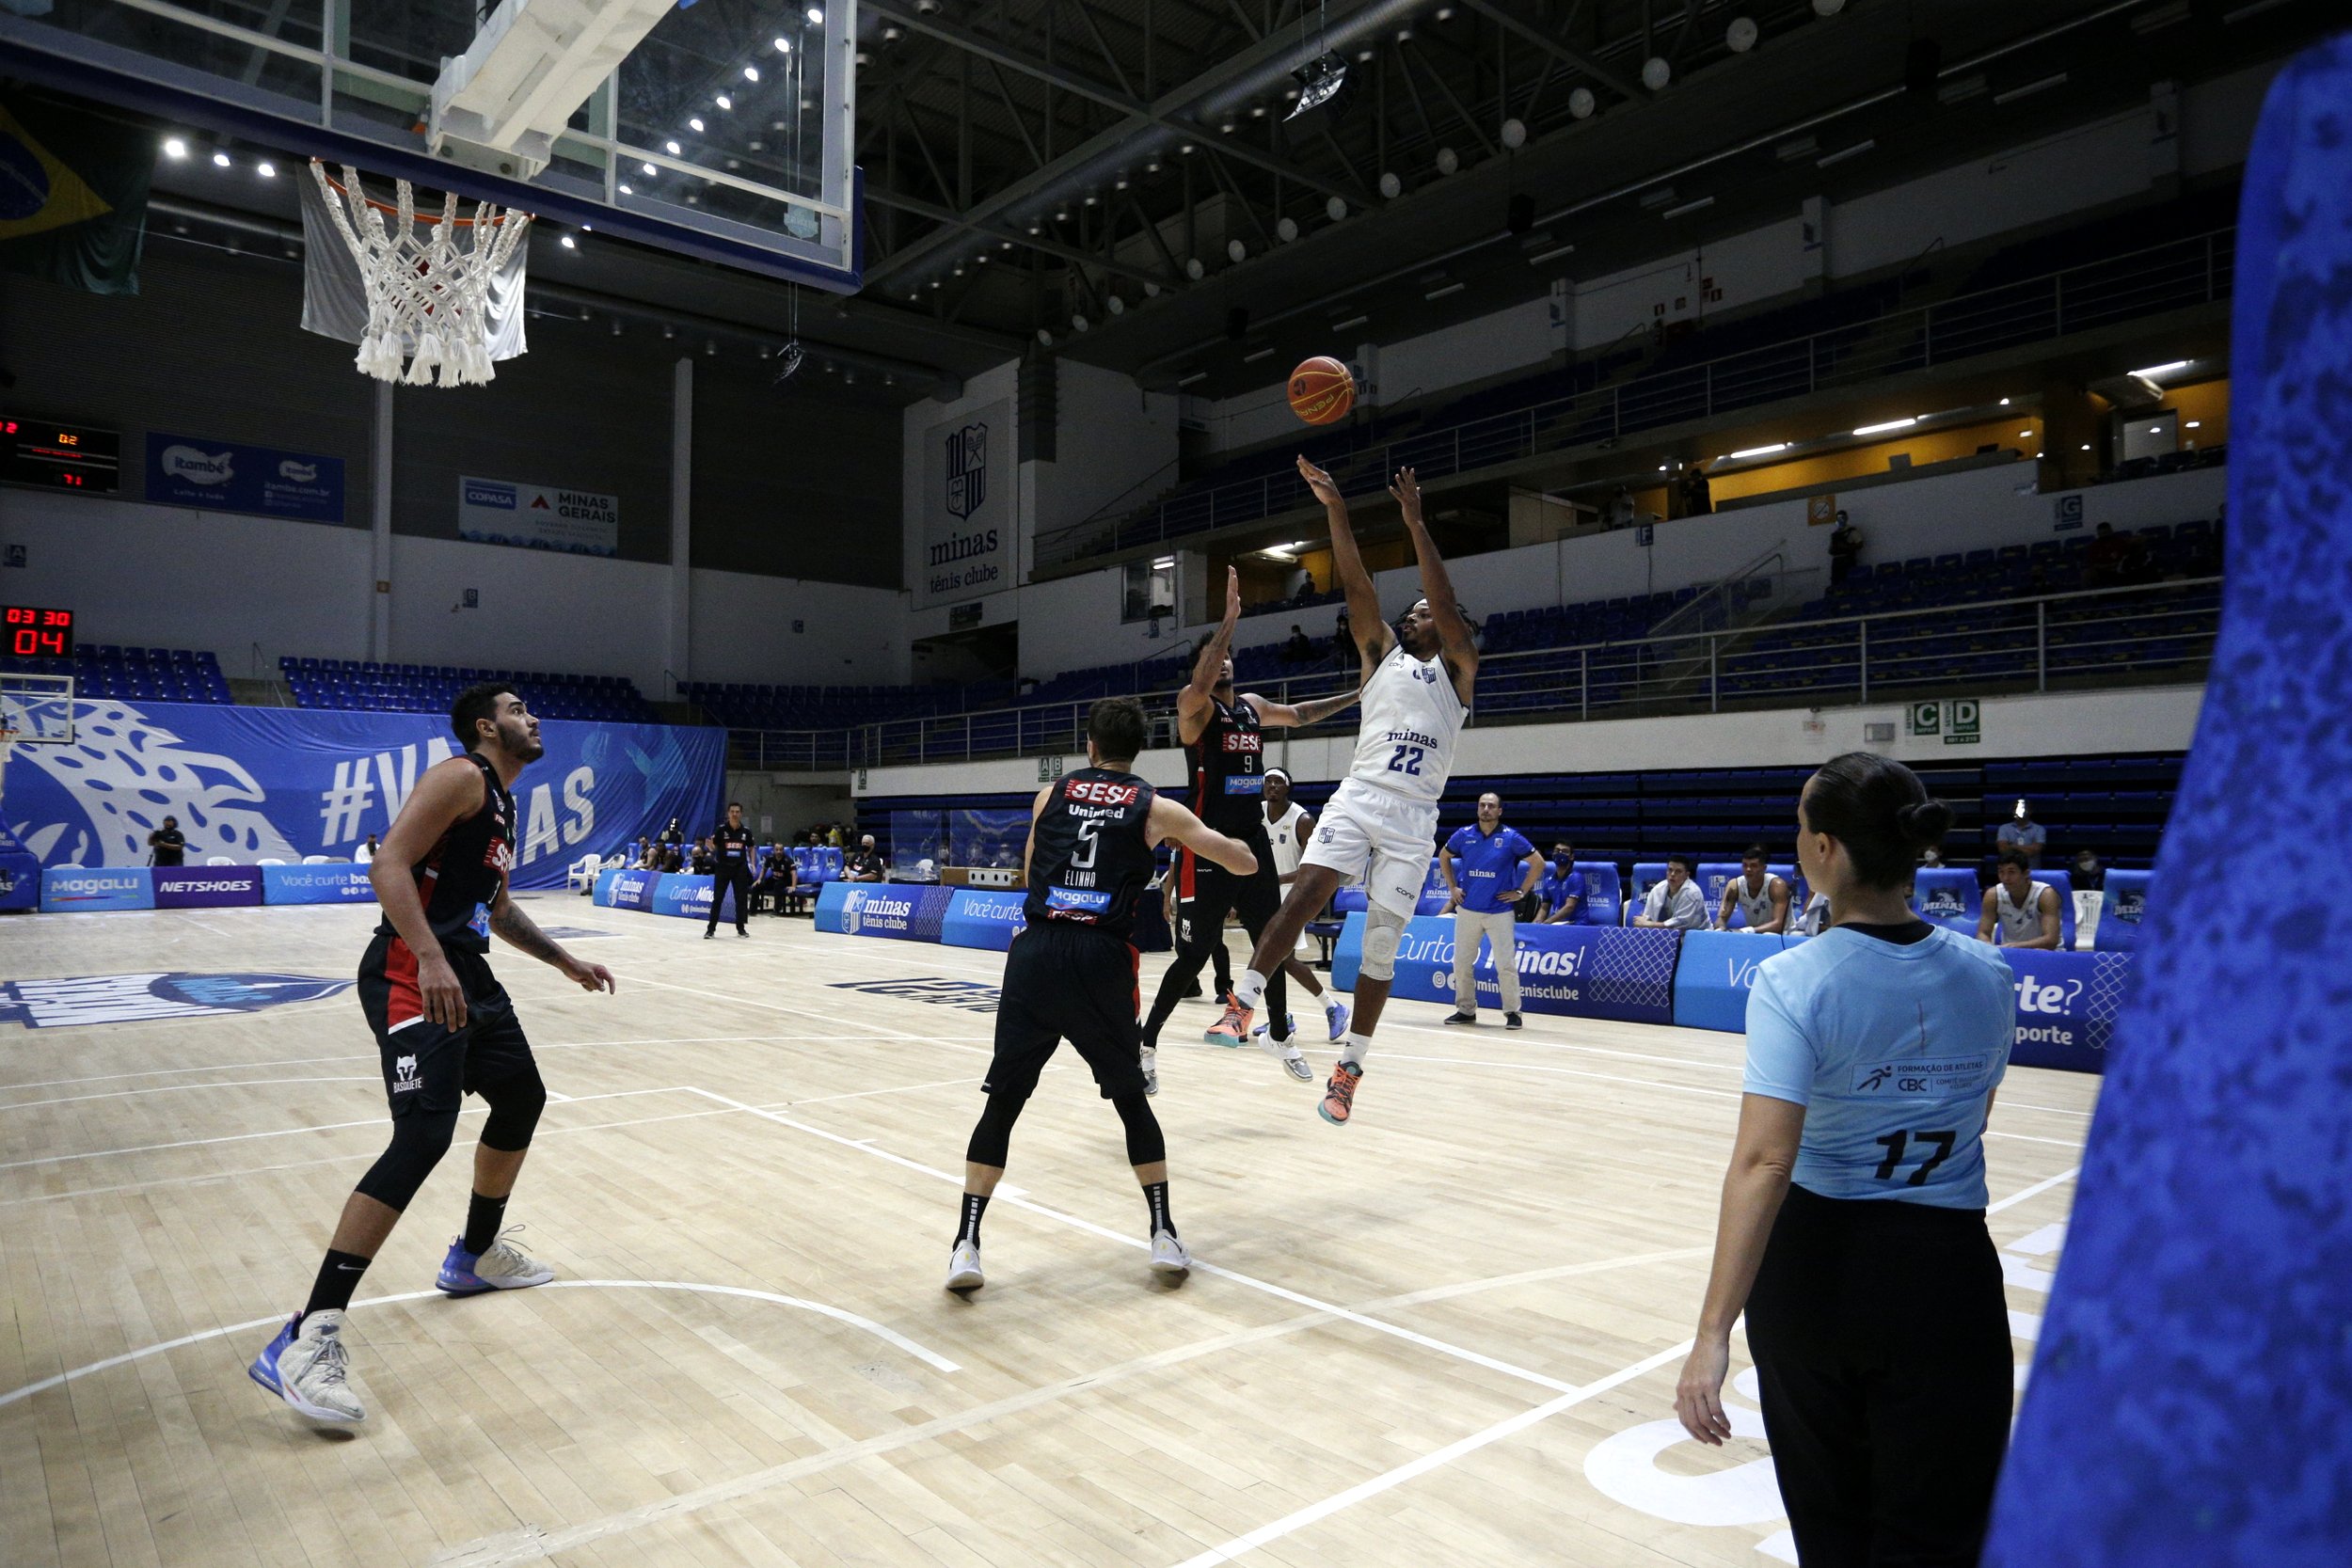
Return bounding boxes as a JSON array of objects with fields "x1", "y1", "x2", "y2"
[
  {"x1": 679, "y1": 1085, "x2": 1584, "y2": 1397},
  {"x1": 1988, "y1": 1165, "x2": 2080, "y2": 1214},
  {"x1": 0, "y1": 1278, "x2": 959, "y2": 1412},
  {"x1": 428, "y1": 1247, "x2": 1702, "y2": 1568},
  {"x1": 624, "y1": 973, "x2": 997, "y2": 1056},
  {"x1": 1168, "y1": 1337, "x2": 1697, "y2": 1568},
  {"x1": 0, "y1": 1076, "x2": 383, "y2": 1112}
]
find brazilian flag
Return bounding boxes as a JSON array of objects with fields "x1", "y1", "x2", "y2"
[{"x1": 0, "y1": 93, "x2": 153, "y2": 295}]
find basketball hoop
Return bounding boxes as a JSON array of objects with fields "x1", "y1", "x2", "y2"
[{"x1": 308, "y1": 161, "x2": 534, "y2": 387}]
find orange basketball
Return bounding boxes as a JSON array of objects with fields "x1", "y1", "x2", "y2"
[{"x1": 1288, "y1": 356, "x2": 1355, "y2": 425}]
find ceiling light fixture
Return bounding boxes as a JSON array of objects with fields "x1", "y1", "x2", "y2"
[
  {"x1": 642, "y1": 162, "x2": 657, "y2": 175},
  {"x1": 807, "y1": 6, "x2": 824, "y2": 24},
  {"x1": 1993, "y1": 71, "x2": 2067, "y2": 105},
  {"x1": 212, "y1": 150, "x2": 231, "y2": 167},
  {"x1": 1853, "y1": 417, "x2": 1917, "y2": 436},
  {"x1": 256, "y1": 161, "x2": 277, "y2": 178},
  {"x1": 561, "y1": 234, "x2": 577, "y2": 248},
  {"x1": 1816, "y1": 137, "x2": 1875, "y2": 168},
  {"x1": 1332, "y1": 313, "x2": 1370, "y2": 331},
  {"x1": 743, "y1": 65, "x2": 759, "y2": 81},
  {"x1": 1424, "y1": 281, "x2": 1467, "y2": 300},
  {"x1": 1177, "y1": 372, "x2": 1207, "y2": 388},
  {"x1": 2132, "y1": 360, "x2": 2191, "y2": 378},
  {"x1": 163, "y1": 136, "x2": 188, "y2": 158},
  {"x1": 665, "y1": 139, "x2": 681, "y2": 154},
  {"x1": 1242, "y1": 347, "x2": 1276, "y2": 363},
  {"x1": 1729, "y1": 443, "x2": 1788, "y2": 459},
  {"x1": 618, "y1": 182, "x2": 632, "y2": 195},
  {"x1": 1526, "y1": 241, "x2": 1577, "y2": 265},
  {"x1": 775, "y1": 36, "x2": 791, "y2": 51},
  {"x1": 689, "y1": 117, "x2": 705, "y2": 132},
  {"x1": 715, "y1": 94, "x2": 732, "y2": 109},
  {"x1": 2186, "y1": 420, "x2": 2201, "y2": 429},
  {"x1": 1661, "y1": 195, "x2": 1716, "y2": 218}
]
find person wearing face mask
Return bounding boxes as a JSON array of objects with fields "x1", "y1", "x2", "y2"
[{"x1": 1539, "y1": 841, "x2": 1587, "y2": 925}]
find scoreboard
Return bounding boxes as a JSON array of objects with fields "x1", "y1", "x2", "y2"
[
  {"x1": 4, "y1": 606, "x2": 74, "y2": 659},
  {"x1": 1, "y1": 417, "x2": 120, "y2": 493}
]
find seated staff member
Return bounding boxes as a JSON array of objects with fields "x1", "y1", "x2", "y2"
[
  {"x1": 1438, "y1": 791, "x2": 1545, "y2": 1028},
  {"x1": 1632, "y1": 854, "x2": 1708, "y2": 930},
  {"x1": 1539, "y1": 842, "x2": 1585, "y2": 925},
  {"x1": 752, "y1": 846, "x2": 800, "y2": 915},
  {"x1": 1714, "y1": 846, "x2": 1793, "y2": 933},
  {"x1": 1676, "y1": 752, "x2": 2016, "y2": 1566},
  {"x1": 1976, "y1": 849, "x2": 2063, "y2": 951}
]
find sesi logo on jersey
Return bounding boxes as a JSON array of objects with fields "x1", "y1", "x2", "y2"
[
  {"x1": 1064, "y1": 779, "x2": 1140, "y2": 806},
  {"x1": 1220, "y1": 731, "x2": 1262, "y2": 752}
]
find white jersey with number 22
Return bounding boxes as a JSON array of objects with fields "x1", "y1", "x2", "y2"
[{"x1": 1346, "y1": 643, "x2": 1467, "y2": 804}]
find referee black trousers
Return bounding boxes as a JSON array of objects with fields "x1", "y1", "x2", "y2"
[
  {"x1": 706, "y1": 864, "x2": 753, "y2": 933},
  {"x1": 1744, "y1": 1184, "x2": 2012, "y2": 1568}
]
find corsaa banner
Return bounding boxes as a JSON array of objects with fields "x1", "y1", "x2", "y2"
[
  {"x1": 915, "y1": 397, "x2": 1015, "y2": 608},
  {"x1": 9, "y1": 700, "x2": 723, "y2": 891},
  {"x1": 1333, "y1": 913, "x2": 1682, "y2": 1025}
]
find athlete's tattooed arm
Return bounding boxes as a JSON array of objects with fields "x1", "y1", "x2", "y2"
[
  {"x1": 490, "y1": 889, "x2": 616, "y2": 993},
  {"x1": 1245, "y1": 686, "x2": 1363, "y2": 729}
]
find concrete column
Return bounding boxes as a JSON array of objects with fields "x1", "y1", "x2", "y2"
[
  {"x1": 666, "y1": 356, "x2": 692, "y2": 698},
  {"x1": 371, "y1": 379, "x2": 392, "y2": 662}
]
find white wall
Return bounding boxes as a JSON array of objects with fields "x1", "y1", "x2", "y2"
[
  {"x1": 855, "y1": 685, "x2": 2205, "y2": 800},
  {"x1": 1029, "y1": 359, "x2": 1181, "y2": 554},
  {"x1": 689, "y1": 570, "x2": 911, "y2": 688}
]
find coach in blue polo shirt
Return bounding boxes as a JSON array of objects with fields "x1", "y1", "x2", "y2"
[{"x1": 1438, "y1": 791, "x2": 1547, "y2": 1028}]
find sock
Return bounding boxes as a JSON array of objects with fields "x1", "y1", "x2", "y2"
[
  {"x1": 1339, "y1": 1032, "x2": 1373, "y2": 1069},
  {"x1": 1142, "y1": 1180, "x2": 1176, "y2": 1238},
  {"x1": 956, "y1": 1191, "x2": 990, "y2": 1247},
  {"x1": 463, "y1": 1190, "x2": 510, "y2": 1256},
  {"x1": 1323, "y1": 993, "x2": 1344, "y2": 1018},
  {"x1": 1232, "y1": 969, "x2": 1267, "y2": 1010},
  {"x1": 302, "y1": 1248, "x2": 373, "y2": 1321}
]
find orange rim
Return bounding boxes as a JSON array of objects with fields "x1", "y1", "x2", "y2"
[{"x1": 309, "y1": 159, "x2": 531, "y2": 227}]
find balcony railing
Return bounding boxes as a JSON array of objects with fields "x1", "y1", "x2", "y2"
[
  {"x1": 1036, "y1": 225, "x2": 2236, "y2": 570},
  {"x1": 724, "y1": 576, "x2": 2222, "y2": 772}
]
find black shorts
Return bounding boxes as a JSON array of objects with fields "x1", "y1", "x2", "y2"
[
  {"x1": 1173, "y1": 832, "x2": 1279, "y2": 946},
  {"x1": 357, "y1": 932, "x2": 537, "y2": 1119},
  {"x1": 984, "y1": 921, "x2": 1147, "y2": 1101}
]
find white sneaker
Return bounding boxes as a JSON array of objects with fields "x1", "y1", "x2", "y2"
[
  {"x1": 473, "y1": 1234, "x2": 556, "y2": 1290},
  {"x1": 259, "y1": 1309, "x2": 367, "y2": 1422},
  {"x1": 946, "y1": 1239, "x2": 984, "y2": 1291},
  {"x1": 1150, "y1": 1229, "x2": 1191, "y2": 1275},
  {"x1": 1140, "y1": 1046, "x2": 1159, "y2": 1097},
  {"x1": 1261, "y1": 1034, "x2": 1315, "y2": 1081}
]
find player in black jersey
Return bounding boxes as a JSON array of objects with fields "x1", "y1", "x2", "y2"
[
  {"x1": 1141, "y1": 567, "x2": 1360, "y2": 1091},
  {"x1": 947, "y1": 697, "x2": 1257, "y2": 1294},
  {"x1": 705, "y1": 801, "x2": 756, "y2": 939},
  {"x1": 248, "y1": 684, "x2": 615, "y2": 1424}
]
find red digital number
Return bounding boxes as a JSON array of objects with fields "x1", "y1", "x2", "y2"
[
  {"x1": 62, "y1": 472, "x2": 84, "y2": 486},
  {"x1": 11, "y1": 628, "x2": 36, "y2": 656}
]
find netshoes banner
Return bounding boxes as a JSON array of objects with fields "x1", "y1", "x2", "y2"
[
  {"x1": 8, "y1": 699, "x2": 722, "y2": 890},
  {"x1": 1331, "y1": 913, "x2": 1683, "y2": 1026},
  {"x1": 154, "y1": 865, "x2": 263, "y2": 908}
]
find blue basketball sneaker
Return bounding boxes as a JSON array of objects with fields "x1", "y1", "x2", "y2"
[
  {"x1": 247, "y1": 1309, "x2": 365, "y2": 1422},
  {"x1": 437, "y1": 1230, "x2": 555, "y2": 1296},
  {"x1": 1324, "y1": 1001, "x2": 1351, "y2": 1042}
]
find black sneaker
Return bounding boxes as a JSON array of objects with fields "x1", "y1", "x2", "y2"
[
  {"x1": 737, "y1": 928, "x2": 750, "y2": 938},
  {"x1": 1442, "y1": 1011, "x2": 1478, "y2": 1026},
  {"x1": 702, "y1": 929, "x2": 714, "y2": 940},
  {"x1": 1504, "y1": 1012, "x2": 1524, "y2": 1030}
]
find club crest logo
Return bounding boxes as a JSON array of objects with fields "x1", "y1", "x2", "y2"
[
  {"x1": 841, "y1": 887, "x2": 868, "y2": 934},
  {"x1": 945, "y1": 420, "x2": 987, "y2": 520},
  {"x1": 391, "y1": 1053, "x2": 421, "y2": 1094},
  {"x1": 0, "y1": 972, "x2": 356, "y2": 1030}
]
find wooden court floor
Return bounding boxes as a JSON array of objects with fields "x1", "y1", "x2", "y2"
[{"x1": 0, "y1": 895, "x2": 2097, "y2": 1568}]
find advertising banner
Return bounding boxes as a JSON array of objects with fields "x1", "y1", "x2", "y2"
[
  {"x1": 914, "y1": 398, "x2": 1015, "y2": 607},
  {"x1": 7, "y1": 700, "x2": 722, "y2": 890},
  {"x1": 646, "y1": 873, "x2": 740, "y2": 923},
  {"x1": 813, "y1": 881, "x2": 953, "y2": 942},
  {"x1": 1670, "y1": 929, "x2": 1794, "y2": 1032},
  {"x1": 458, "y1": 474, "x2": 620, "y2": 556},
  {"x1": 594, "y1": 867, "x2": 658, "y2": 912},
  {"x1": 40, "y1": 866, "x2": 152, "y2": 911},
  {"x1": 262, "y1": 863, "x2": 376, "y2": 905},
  {"x1": 1333, "y1": 913, "x2": 1681, "y2": 1025},
  {"x1": 145, "y1": 432, "x2": 346, "y2": 524},
  {"x1": 0, "y1": 823, "x2": 39, "y2": 911},
  {"x1": 2004, "y1": 948, "x2": 2130, "y2": 1073},
  {"x1": 941, "y1": 889, "x2": 1027, "y2": 951},
  {"x1": 154, "y1": 864, "x2": 263, "y2": 908}
]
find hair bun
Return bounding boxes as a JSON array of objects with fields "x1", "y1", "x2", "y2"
[{"x1": 1897, "y1": 799, "x2": 1956, "y2": 845}]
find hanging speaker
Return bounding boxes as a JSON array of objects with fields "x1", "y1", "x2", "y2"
[
  {"x1": 1507, "y1": 194, "x2": 1534, "y2": 235},
  {"x1": 1905, "y1": 38, "x2": 1942, "y2": 95}
]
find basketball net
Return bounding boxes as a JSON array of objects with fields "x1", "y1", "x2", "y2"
[{"x1": 308, "y1": 161, "x2": 534, "y2": 387}]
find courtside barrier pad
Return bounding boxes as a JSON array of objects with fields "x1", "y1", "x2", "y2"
[
  {"x1": 40, "y1": 866, "x2": 153, "y2": 911},
  {"x1": 1670, "y1": 929, "x2": 1795, "y2": 1031},
  {"x1": 155, "y1": 866, "x2": 264, "y2": 908},
  {"x1": 1987, "y1": 48, "x2": 2352, "y2": 1566},
  {"x1": 262, "y1": 863, "x2": 374, "y2": 905},
  {"x1": 814, "y1": 881, "x2": 954, "y2": 942},
  {"x1": 941, "y1": 890, "x2": 1027, "y2": 952},
  {"x1": 1332, "y1": 911, "x2": 1680, "y2": 1025}
]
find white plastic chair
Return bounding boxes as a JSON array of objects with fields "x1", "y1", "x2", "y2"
[
  {"x1": 301, "y1": 855, "x2": 336, "y2": 863},
  {"x1": 566, "y1": 853, "x2": 602, "y2": 892},
  {"x1": 206, "y1": 856, "x2": 236, "y2": 866},
  {"x1": 258, "y1": 858, "x2": 286, "y2": 865}
]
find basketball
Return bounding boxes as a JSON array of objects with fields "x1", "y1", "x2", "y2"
[{"x1": 1288, "y1": 356, "x2": 1355, "y2": 424}]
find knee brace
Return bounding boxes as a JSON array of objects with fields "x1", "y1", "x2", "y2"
[
  {"x1": 477, "y1": 1064, "x2": 548, "y2": 1152},
  {"x1": 354, "y1": 1107, "x2": 460, "y2": 1212},
  {"x1": 1359, "y1": 900, "x2": 1410, "y2": 982},
  {"x1": 966, "y1": 1075, "x2": 1037, "y2": 1167},
  {"x1": 1109, "y1": 1090, "x2": 1168, "y2": 1166}
]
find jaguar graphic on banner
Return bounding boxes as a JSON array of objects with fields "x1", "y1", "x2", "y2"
[
  {"x1": 6, "y1": 698, "x2": 722, "y2": 890},
  {"x1": 915, "y1": 397, "x2": 1015, "y2": 607},
  {"x1": 0, "y1": 972, "x2": 355, "y2": 1029}
]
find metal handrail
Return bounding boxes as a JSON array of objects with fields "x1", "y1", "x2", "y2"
[
  {"x1": 1037, "y1": 224, "x2": 2236, "y2": 567},
  {"x1": 723, "y1": 575, "x2": 2223, "y2": 771}
]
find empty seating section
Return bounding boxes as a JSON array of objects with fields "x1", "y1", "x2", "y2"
[
  {"x1": 279, "y1": 657, "x2": 651, "y2": 721},
  {"x1": 861, "y1": 752, "x2": 2182, "y2": 878},
  {"x1": 685, "y1": 679, "x2": 1018, "y2": 732},
  {"x1": 0, "y1": 646, "x2": 231, "y2": 704}
]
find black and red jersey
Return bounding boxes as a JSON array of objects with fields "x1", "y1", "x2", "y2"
[
  {"x1": 374, "y1": 752, "x2": 515, "y2": 954},
  {"x1": 1025, "y1": 768, "x2": 1157, "y2": 940},
  {"x1": 1187, "y1": 694, "x2": 1270, "y2": 837}
]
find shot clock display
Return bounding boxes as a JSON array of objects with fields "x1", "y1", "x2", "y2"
[
  {"x1": 1, "y1": 417, "x2": 120, "y2": 493},
  {"x1": 5, "y1": 606, "x2": 75, "y2": 659}
]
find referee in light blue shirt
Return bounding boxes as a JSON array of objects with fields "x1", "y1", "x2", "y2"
[
  {"x1": 1675, "y1": 752, "x2": 2018, "y2": 1568},
  {"x1": 1438, "y1": 792, "x2": 1546, "y2": 1027}
]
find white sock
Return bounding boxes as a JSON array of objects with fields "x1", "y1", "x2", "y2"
[
  {"x1": 1233, "y1": 969, "x2": 1267, "y2": 1010},
  {"x1": 1322, "y1": 993, "x2": 1343, "y2": 1017},
  {"x1": 1339, "y1": 1032, "x2": 1372, "y2": 1069}
]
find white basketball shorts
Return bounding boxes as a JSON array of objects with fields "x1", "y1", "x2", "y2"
[{"x1": 1301, "y1": 776, "x2": 1438, "y2": 918}]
